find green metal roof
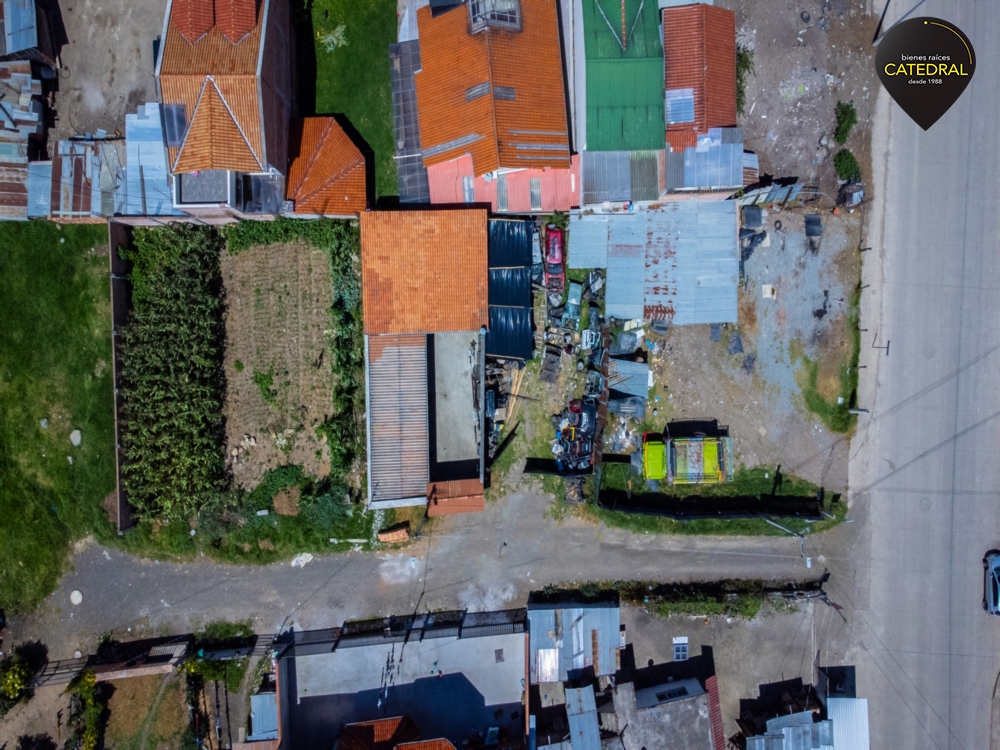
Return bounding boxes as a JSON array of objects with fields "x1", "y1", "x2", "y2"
[{"x1": 583, "y1": 0, "x2": 664, "y2": 151}]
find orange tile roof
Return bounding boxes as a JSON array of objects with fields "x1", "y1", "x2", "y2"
[
  {"x1": 395, "y1": 741, "x2": 457, "y2": 750},
  {"x1": 159, "y1": 0, "x2": 266, "y2": 174},
  {"x1": 427, "y1": 479, "x2": 485, "y2": 517},
  {"x1": 171, "y1": 0, "x2": 214, "y2": 44},
  {"x1": 360, "y1": 210, "x2": 489, "y2": 335},
  {"x1": 214, "y1": 0, "x2": 256, "y2": 44},
  {"x1": 287, "y1": 117, "x2": 369, "y2": 215},
  {"x1": 338, "y1": 716, "x2": 420, "y2": 750},
  {"x1": 663, "y1": 5, "x2": 737, "y2": 138},
  {"x1": 414, "y1": 0, "x2": 570, "y2": 177}
]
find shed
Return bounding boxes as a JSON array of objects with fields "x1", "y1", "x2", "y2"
[
  {"x1": 528, "y1": 602, "x2": 621, "y2": 683},
  {"x1": 827, "y1": 697, "x2": 870, "y2": 750},
  {"x1": 608, "y1": 358, "x2": 649, "y2": 399},
  {"x1": 565, "y1": 685, "x2": 601, "y2": 750},
  {"x1": 247, "y1": 692, "x2": 278, "y2": 741},
  {"x1": 568, "y1": 202, "x2": 739, "y2": 325}
]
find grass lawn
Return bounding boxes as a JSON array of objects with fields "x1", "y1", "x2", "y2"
[
  {"x1": 312, "y1": 0, "x2": 398, "y2": 197},
  {"x1": 0, "y1": 222, "x2": 116, "y2": 613}
]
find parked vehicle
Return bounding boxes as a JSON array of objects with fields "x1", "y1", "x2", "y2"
[
  {"x1": 544, "y1": 225, "x2": 565, "y2": 292},
  {"x1": 667, "y1": 437, "x2": 734, "y2": 485},
  {"x1": 984, "y1": 552, "x2": 1000, "y2": 614},
  {"x1": 643, "y1": 433, "x2": 667, "y2": 481}
]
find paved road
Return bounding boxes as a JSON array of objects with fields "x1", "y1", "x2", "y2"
[
  {"x1": 9, "y1": 489, "x2": 814, "y2": 659},
  {"x1": 848, "y1": 2, "x2": 1000, "y2": 747}
]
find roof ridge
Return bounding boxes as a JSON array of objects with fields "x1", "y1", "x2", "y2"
[
  {"x1": 294, "y1": 118, "x2": 354, "y2": 201},
  {"x1": 171, "y1": 77, "x2": 210, "y2": 172},
  {"x1": 296, "y1": 153, "x2": 365, "y2": 203},
  {"x1": 287, "y1": 118, "x2": 329, "y2": 198},
  {"x1": 208, "y1": 76, "x2": 264, "y2": 171}
]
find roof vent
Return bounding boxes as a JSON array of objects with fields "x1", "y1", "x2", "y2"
[{"x1": 214, "y1": 0, "x2": 257, "y2": 44}]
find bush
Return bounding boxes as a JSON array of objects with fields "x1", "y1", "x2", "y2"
[
  {"x1": 833, "y1": 149, "x2": 862, "y2": 182},
  {"x1": 65, "y1": 671, "x2": 107, "y2": 750},
  {"x1": 736, "y1": 46, "x2": 755, "y2": 116},
  {"x1": 834, "y1": 101, "x2": 858, "y2": 144},
  {"x1": 120, "y1": 225, "x2": 228, "y2": 521}
]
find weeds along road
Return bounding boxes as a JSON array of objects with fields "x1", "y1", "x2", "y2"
[
  {"x1": 848, "y1": 2, "x2": 1000, "y2": 747},
  {"x1": 10, "y1": 487, "x2": 821, "y2": 659}
]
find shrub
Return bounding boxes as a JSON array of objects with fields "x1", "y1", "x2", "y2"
[
  {"x1": 120, "y1": 224, "x2": 227, "y2": 521},
  {"x1": 736, "y1": 46, "x2": 755, "y2": 116},
  {"x1": 65, "y1": 671, "x2": 107, "y2": 750},
  {"x1": 234, "y1": 359, "x2": 244, "y2": 372},
  {"x1": 833, "y1": 149, "x2": 862, "y2": 182},
  {"x1": 252, "y1": 368, "x2": 277, "y2": 405},
  {"x1": 834, "y1": 101, "x2": 858, "y2": 144}
]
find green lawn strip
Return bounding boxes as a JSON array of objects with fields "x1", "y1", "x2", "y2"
[
  {"x1": 312, "y1": 0, "x2": 398, "y2": 197},
  {"x1": 590, "y1": 464, "x2": 843, "y2": 536},
  {"x1": 0, "y1": 221, "x2": 116, "y2": 614},
  {"x1": 798, "y1": 288, "x2": 861, "y2": 433}
]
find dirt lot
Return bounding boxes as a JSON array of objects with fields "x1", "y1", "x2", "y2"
[
  {"x1": 648, "y1": 209, "x2": 859, "y2": 491},
  {"x1": 105, "y1": 672, "x2": 187, "y2": 750},
  {"x1": 722, "y1": 0, "x2": 879, "y2": 198},
  {"x1": 221, "y1": 243, "x2": 337, "y2": 491},
  {"x1": 51, "y1": 0, "x2": 164, "y2": 142}
]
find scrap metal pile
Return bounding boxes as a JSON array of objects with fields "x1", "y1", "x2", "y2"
[{"x1": 549, "y1": 397, "x2": 599, "y2": 472}]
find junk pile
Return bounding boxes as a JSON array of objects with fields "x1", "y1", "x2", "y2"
[
  {"x1": 604, "y1": 416, "x2": 641, "y2": 454},
  {"x1": 549, "y1": 397, "x2": 598, "y2": 472}
]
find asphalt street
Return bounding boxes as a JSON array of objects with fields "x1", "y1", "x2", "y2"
[{"x1": 846, "y1": 2, "x2": 1000, "y2": 747}]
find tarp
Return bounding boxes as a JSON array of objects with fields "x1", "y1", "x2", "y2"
[
  {"x1": 486, "y1": 305, "x2": 533, "y2": 360},
  {"x1": 488, "y1": 218, "x2": 533, "y2": 267},
  {"x1": 489, "y1": 266, "x2": 532, "y2": 308}
]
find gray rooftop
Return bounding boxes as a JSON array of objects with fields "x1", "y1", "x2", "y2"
[
  {"x1": 565, "y1": 686, "x2": 601, "y2": 750},
  {"x1": 528, "y1": 603, "x2": 621, "y2": 683},
  {"x1": 745, "y1": 711, "x2": 833, "y2": 750},
  {"x1": 613, "y1": 681, "x2": 715, "y2": 750},
  {"x1": 569, "y1": 201, "x2": 738, "y2": 324},
  {"x1": 666, "y1": 128, "x2": 745, "y2": 192}
]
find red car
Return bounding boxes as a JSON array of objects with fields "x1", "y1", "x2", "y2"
[{"x1": 544, "y1": 225, "x2": 565, "y2": 292}]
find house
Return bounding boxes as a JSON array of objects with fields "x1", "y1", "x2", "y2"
[
  {"x1": 579, "y1": 0, "x2": 665, "y2": 204},
  {"x1": 154, "y1": 0, "x2": 369, "y2": 218},
  {"x1": 567, "y1": 201, "x2": 739, "y2": 325},
  {"x1": 274, "y1": 609, "x2": 529, "y2": 750},
  {"x1": 661, "y1": 4, "x2": 757, "y2": 192},
  {"x1": 0, "y1": 0, "x2": 57, "y2": 68},
  {"x1": 391, "y1": 0, "x2": 577, "y2": 211},
  {"x1": 361, "y1": 209, "x2": 488, "y2": 515},
  {"x1": 528, "y1": 599, "x2": 622, "y2": 684}
]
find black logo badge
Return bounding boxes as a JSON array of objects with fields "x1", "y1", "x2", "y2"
[{"x1": 875, "y1": 17, "x2": 975, "y2": 130}]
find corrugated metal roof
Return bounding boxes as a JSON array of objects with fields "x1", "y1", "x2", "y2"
[
  {"x1": 666, "y1": 127, "x2": 744, "y2": 191},
  {"x1": 754, "y1": 711, "x2": 835, "y2": 750},
  {"x1": 123, "y1": 102, "x2": 184, "y2": 216},
  {"x1": 427, "y1": 154, "x2": 580, "y2": 212},
  {"x1": 26, "y1": 159, "x2": 48, "y2": 217},
  {"x1": 528, "y1": 603, "x2": 620, "y2": 682},
  {"x1": 565, "y1": 685, "x2": 601, "y2": 750},
  {"x1": 583, "y1": 0, "x2": 664, "y2": 151},
  {"x1": 828, "y1": 698, "x2": 869, "y2": 750},
  {"x1": 247, "y1": 692, "x2": 278, "y2": 741},
  {"x1": 360, "y1": 209, "x2": 489, "y2": 335},
  {"x1": 3, "y1": 0, "x2": 37, "y2": 54},
  {"x1": 608, "y1": 358, "x2": 648, "y2": 398},
  {"x1": 287, "y1": 116, "x2": 368, "y2": 216},
  {"x1": 396, "y1": 741, "x2": 457, "y2": 750},
  {"x1": 366, "y1": 334, "x2": 430, "y2": 503},
  {"x1": 662, "y1": 4, "x2": 737, "y2": 136},
  {"x1": 570, "y1": 202, "x2": 738, "y2": 324}
]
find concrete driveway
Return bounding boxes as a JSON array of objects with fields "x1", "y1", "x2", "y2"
[{"x1": 847, "y1": 2, "x2": 1000, "y2": 747}]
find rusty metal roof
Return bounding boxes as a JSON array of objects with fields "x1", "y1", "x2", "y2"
[
  {"x1": 366, "y1": 334, "x2": 430, "y2": 504},
  {"x1": 360, "y1": 209, "x2": 489, "y2": 335},
  {"x1": 413, "y1": 0, "x2": 570, "y2": 176},
  {"x1": 427, "y1": 479, "x2": 485, "y2": 516},
  {"x1": 287, "y1": 116, "x2": 369, "y2": 216},
  {"x1": 663, "y1": 4, "x2": 737, "y2": 137}
]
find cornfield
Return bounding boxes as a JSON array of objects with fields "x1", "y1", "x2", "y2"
[{"x1": 120, "y1": 225, "x2": 228, "y2": 521}]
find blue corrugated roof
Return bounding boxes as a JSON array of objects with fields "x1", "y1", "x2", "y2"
[
  {"x1": 571, "y1": 202, "x2": 738, "y2": 325},
  {"x1": 608, "y1": 358, "x2": 648, "y2": 398},
  {"x1": 4, "y1": 0, "x2": 38, "y2": 55},
  {"x1": 123, "y1": 102, "x2": 183, "y2": 216},
  {"x1": 247, "y1": 692, "x2": 278, "y2": 741},
  {"x1": 528, "y1": 603, "x2": 620, "y2": 683},
  {"x1": 565, "y1": 686, "x2": 601, "y2": 750},
  {"x1": 26, "y1": 159, "x2": 49, "y2": 217}
]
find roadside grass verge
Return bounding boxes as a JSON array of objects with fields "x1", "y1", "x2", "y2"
[
  {"x1": 799, "y1": 287, "x2": 861, "y2": 433},
  {"x1": 312, "y1": 0, "x2": 398, "y2": 197},
  {"x1": 0, "y1": 222, "x2": 116, "y2": 614},
  {"x1": 589, "y1": 464, "x2": 846, "y2": 536}
]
